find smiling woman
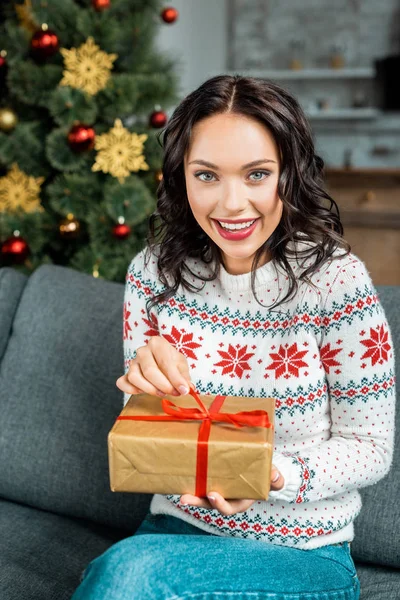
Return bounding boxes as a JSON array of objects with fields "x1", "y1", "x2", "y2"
[
  {"x1": 70, "y1": 75, "x2": 397, "y2": 600},
  {"x1": 145, "y1": 74, "x2": 351, "y2": 314}
]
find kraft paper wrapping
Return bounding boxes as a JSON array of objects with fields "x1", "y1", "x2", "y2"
[{"x1": 108, "y1": 391, "x2": 275, "y2": 500}]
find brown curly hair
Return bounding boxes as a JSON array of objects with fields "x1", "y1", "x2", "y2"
[{"x1": 144, "y1": 74, "x2": 351, "y2": 320}]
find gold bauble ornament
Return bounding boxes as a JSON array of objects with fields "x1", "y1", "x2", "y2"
[
  {"x1": 92, "y1": 259, "x2": 101, "y2": 278},
  {"x1": 59, "y1": 213, "x2": 81, "y2": 239},
  {"x1": 0, "y1": 108, "x2": 18, "y2": 133},
  {"x1": 154, "y1": 169, "x2": 163, "y2": 184}
]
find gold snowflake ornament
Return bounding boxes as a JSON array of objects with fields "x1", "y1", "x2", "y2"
[
  {"x1": 92, "y1": 118, "x2": 150, "y2": 183},
  {"x1": 0, "y1": 163, "x2": 44, "y2": 213},
  {"x1": 15, "y1": 0, "x2": 38, "y2": 33},
  {"x1": 59, "y1": 37, "x2": 118, "y2": 96}
]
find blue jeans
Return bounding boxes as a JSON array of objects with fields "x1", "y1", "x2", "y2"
[{"x1": 71, "y1": 513, "x2": 360, "y2": 600}]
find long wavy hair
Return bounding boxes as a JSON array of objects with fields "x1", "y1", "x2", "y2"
[{"x1": 144, "y1": 74, "x2": 351, "y2": 321}]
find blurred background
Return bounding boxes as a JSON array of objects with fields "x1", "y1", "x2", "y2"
[{"x1": 0, "y1": 0, "x2": 399, "y2": 284}]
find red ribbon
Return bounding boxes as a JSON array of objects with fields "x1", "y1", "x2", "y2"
[{"x1": 117, "y1": 387, "x2": 272, "y2": 497}]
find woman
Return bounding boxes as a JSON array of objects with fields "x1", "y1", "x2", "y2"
[{"x1": 72, "y1": 75, "x2": 395, "y2": 599}]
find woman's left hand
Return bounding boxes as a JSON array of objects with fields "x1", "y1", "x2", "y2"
[{"x1": 179, "y1": 465, "x2": 285, "y2": 516}]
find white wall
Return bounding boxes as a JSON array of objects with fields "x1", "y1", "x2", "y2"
[{"x1": 156, "y1": 0, "x2": 228, "y2": 101}]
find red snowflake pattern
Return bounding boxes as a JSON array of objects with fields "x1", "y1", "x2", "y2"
[
  {"x1": 360, "y1": 324, "x2": 391, "y2": 366},
  {"x1": 142, "y1": 313, "x2": 159, "y2": 337},
  {"x1": 123, "y1": 302, "x2": 132, "y2": 340},
  {"x1": 214, "y1": 344, "x2": 254, "y2": 379},
  {"x1": 162, "y1": 325, "x2": 202, "y2": 359},
  {"x1": 124, "y1": 303, "x2": 158, "y2": 340},
  {"x1": 319, "y1": 343, "x2": 342, "y2": 374},
  {"x1": 266, "y1": 343, "x2": 308, "y2": 379}
]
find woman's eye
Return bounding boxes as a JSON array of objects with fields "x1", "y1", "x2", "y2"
[
  {"x1": 249, "y1": 170, "x2": 270, "y2": 181},
  {"x1": 194, "y1": 170, "x2": 271, "y2": 183},
  {"x1": 196, "y1": 172, "x2": 215, "y2": 182}
]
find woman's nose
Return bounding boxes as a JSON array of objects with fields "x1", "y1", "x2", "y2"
[{"x1": 221, "y1": 182, "x2": 248, "y2": 212}]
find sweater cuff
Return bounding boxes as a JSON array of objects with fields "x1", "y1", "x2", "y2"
[{"x1": 267, "y1": 453, "x2": 302, "y2": 502}]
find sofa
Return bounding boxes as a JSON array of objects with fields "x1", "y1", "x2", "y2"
[{"x1": 0, "y1": 263, "x2": 398, "y2": 600}]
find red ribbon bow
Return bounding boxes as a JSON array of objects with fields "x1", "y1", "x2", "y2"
[{"x1": 117, "y1": 387, "x2": 272, "y2": 497}]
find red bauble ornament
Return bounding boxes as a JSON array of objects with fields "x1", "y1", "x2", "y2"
[
  {"x1": 30, "y1": 26, "x2": 59, "y2": 61},
  {"x1": 91, "y1": 0, "x2": 111, "y2": 10},
  {"x1": 67, "y1": 124, "x2": 96, "y2": 152},
  {"x1": 149, "y1": 109, "x2": 167, "y2": 129},
  {"x1": 112, "y1": 223, "x2": 131, "y2": 240},
  {"x1": 1, "y1": 234, "x2": 30, "y2": 265},
  {"x1": 161, "y1": 7, "x2": 179, "y2": 23},
  {"x1": 0, "y1": 52, "x2": 7, "y2": 93}
]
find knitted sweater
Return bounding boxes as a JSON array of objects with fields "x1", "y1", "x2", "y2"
[{"x1": 122, "y1": 237, "x2": 396, "y2": 550}]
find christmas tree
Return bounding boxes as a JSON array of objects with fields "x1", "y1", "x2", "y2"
[{"x1": 0, "y1": 0, "x2": 181, "y2": 281}]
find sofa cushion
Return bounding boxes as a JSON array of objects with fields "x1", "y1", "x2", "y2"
[
  {"x1": 0, "y1": 264, "x2": 150, "y2": 531},
  {"x1": 0, "y1": 497, "x2": 128, "y2": 600},
  {"x1": 350, "y1": 286, "x2": 399, "y2": 569},
  {"x1": 355, "y1": 563, "x2": 400, "y2": 599},
  {"x1": 0, "y1": 267, "x2": 27, "y2": 362}
]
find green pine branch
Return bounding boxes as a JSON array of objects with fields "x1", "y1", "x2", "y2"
[{"x1": 0, "y1": 0, "x2": 180, "y2": 282}]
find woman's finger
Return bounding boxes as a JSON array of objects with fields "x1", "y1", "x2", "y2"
[
  {"x1": 153, "y1": 350, "x2": 192, "y2": 396},
  {"x1": 179, "y1": 492, "x2": 255, "y2": 516},
  {"x1": 138, "y1": 350, "x2": 183, "y2": 396},
  {"x1": 206, "y1": 493, "x2": 254, "y2": 515},
  {"x1": 115, "y1": 373, "x2": 144, "y2": 395},
  {"x1": 176, "y1": 355, "x2": 193, "y2": 387},
  {"x1": 179, "y1": 493, "x2": 211, "y2": 509},
  {"x1": 270, "y1": 465, "x2": 285, "y2": 491},
  {"x1": 145, "y1": 338, "x2": 192, "y2": 395},
  {"x1": 125, "y1": 360, "x2": 177, "y2": 398}
]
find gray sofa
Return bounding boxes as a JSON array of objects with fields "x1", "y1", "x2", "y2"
[{"x1": 0, "y1": 263, "x2": 398, "y2": 600}]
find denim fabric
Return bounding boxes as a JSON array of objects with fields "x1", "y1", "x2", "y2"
[{"x1": 71, "y1": 513, "x2": 360, "y2": 600}]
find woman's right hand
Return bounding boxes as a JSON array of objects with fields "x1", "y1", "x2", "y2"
[{"x1": 116, "y1": 336, "x2": 193, "y2": 398}]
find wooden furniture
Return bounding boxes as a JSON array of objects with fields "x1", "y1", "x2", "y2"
[{"x1": 324, "y1": 168, "x2": 400, "y2": 285}]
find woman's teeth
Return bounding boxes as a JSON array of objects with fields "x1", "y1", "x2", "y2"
[{"x1": 218, "y1": 219, "x2": 256, "y2": 231}]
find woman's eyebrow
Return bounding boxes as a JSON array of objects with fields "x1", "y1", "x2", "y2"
[{"x1": 188, "y1": 159, "x2": 277, "y2": 169}]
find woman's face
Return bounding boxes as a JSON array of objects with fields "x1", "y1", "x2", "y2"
[{"x1": 183, "y1": 112, "x2": 283, "y2": 275}]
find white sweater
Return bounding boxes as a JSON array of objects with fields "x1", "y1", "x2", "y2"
[{"x1": 122, "y1": 238, "x2": 396, "y2": 549}]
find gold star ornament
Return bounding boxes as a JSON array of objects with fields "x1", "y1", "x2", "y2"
[
  {"x1": 0, "y1": 163, "x2": 44, "y2": 213},
  {"x1": 59, "y1": 37, "x2": 117, "y2": 96},
  {"x1": 91, "y1": 119, "x2": 150, "y2": 183}
]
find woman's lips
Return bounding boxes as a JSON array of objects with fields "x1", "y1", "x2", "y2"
[{"x1": 213, "y1": 218, "x2": 260, "y2": 241}]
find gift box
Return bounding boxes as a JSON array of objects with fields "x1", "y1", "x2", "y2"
[{"x1": 108, "y1": 387, "x2": 275, "y2": 500}]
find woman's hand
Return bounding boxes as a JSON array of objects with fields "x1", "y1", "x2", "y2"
[
  {"x1": 116, "y1": 336, "x2": 193, "y2": 397},
  {"x1": 179, "y1": 465, "x2": 285, "y2": 516}
]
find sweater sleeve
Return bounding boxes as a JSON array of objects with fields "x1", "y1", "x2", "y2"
[
  {"x1": 268, "y1": 255, "x2": 396, "y2": 503},
  {"x1": 122, "y1": 248, "x2": 160, "y2": 407}
]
